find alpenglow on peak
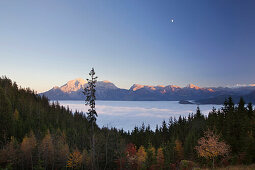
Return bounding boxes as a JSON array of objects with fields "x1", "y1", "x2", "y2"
[
  {"x1": 186, "y1": 84, "x2": 201, "y2": 90},
  {"x1": 60, "y1": 78, "x2": 87, "y2": 93}
]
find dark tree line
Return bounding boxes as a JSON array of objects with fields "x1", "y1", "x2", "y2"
[
  {"x1": 0, "y1": 76, "x2": 255, "y2": 169},
  {"x1": 123, "y1": 97, "x2": 255, "y2": 167}
]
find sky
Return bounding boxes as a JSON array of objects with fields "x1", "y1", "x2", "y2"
[{"x1": 0, "y1": 0, "x2": 255, "y2": 93}]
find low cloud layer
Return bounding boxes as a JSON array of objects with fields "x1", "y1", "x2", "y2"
[{"x1": 57, "y1": 101, "x2": 221, "y2": 131}]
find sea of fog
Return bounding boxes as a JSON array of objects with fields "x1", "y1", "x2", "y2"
[{"x1": 56, "y1": 100, "x2": 222, "y2": 131}]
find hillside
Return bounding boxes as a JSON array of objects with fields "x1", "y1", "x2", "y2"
[
  {"x1": 1, "y1": 76, "x2": 255, "y2": 169},
  {"x1": 195, "y1": 90, "x2": 255, "y2": 104},
  {"x1": 0, "y1": 76, "x2": 121, "y2": 169}
]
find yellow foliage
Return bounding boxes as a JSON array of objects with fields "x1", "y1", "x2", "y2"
[
  {"x1": 20, "y1": 131, "x2": 36, "y2": 160},
  {"x1": 156, "y1": 147, "x2": 164, "y2": 168},
  {"x1": 67, "y1": 150, "x2": 83, "y2": 169},
  {"x1": 148, "y1": 146, "x2": 156, "y2": 157},
  {"x1": 136, "y1": 146, "x2": 147, "y2": 167}
]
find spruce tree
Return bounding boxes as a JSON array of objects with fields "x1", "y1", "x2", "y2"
[{"x1": 83, "y1": 68, "x2": 98, "y2": 170}]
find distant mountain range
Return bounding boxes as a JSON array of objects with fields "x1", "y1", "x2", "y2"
[{"x1": 40, "y1": 78, "x2": 255, "y2": 104}]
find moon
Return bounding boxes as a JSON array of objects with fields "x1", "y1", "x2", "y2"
[{"x1": 171, "y1": 19, "x2": 174, "y2": 23}]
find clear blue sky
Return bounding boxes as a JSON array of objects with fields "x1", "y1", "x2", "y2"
[{"x1": 0, "y1": 0, "x2": 255, "y2": 92}]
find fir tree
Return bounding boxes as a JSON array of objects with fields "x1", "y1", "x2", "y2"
[{"x1": 83, "y1": 68, "x2": 98, "y2": 170}]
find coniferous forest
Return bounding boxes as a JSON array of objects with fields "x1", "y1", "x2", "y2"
[{"x1": 0, "y1": 76, "x2": 255, "y2": 170}]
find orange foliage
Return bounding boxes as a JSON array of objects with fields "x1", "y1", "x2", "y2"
[
  {"x1": 20, "y1": 131, "x2": 36, "y2": 157},
  {"x1": 20, "y1": 131, "x2": 36, "y2": 168},
  {"x1": 66, "y1": 150, "x2": 83, "y2": 169},
  {"x1": 195, "y1": 129, "x2": 230, "y2": 159}
]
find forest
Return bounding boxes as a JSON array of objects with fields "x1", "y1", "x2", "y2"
[{"x1": 0, "y1": 76, "x2": 255, "y2": 170}]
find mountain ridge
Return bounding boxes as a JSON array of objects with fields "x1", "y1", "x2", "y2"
[{"x1": 40, "y1": 78, "x2": 255, "y2": 103}]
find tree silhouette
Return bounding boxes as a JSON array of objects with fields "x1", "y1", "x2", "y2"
[{"x1": 83, "y1": 68, "x2": 98, "y2": 170}]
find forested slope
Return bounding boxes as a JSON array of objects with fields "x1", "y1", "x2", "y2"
[
  {"x1": 0, "y1": 76, "x2": 123, "y2": 169},
  {"x1": 1, "y1": 76, "x2": 255, "y2": 170}
]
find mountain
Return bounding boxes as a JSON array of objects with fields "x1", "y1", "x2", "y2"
[
  {"x1": 40, "y1": 78, "x2": 255, "y2": 103},
  {"x1": 126, "y1": 83, "x2": 216, "y2": 101},
  {"x1": 195, "y1": 90, "x2": 255, "y2": 104},
  {"x1": 42, "y1": 78, "x2": 126, "y2": 100}
]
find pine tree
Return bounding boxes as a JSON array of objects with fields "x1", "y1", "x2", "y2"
[
  {"x1": 53, "y1": 129, "x2": 69, "y2": 169},
  {"x1": 0, "y1": 87, "x2": 14, "y2": 145},
  {"x1": 145, "y1": 146, "x2": 156, "y2": 169},
  {"x1": 83, "y1": 68, "x2": 98, "y2": 170}
]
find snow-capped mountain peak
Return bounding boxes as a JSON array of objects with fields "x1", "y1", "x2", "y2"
[
  {"x1": 60, "y1": 78, "x2": 86, "y2": 93},
  {"x1": 130, "y1": 84, "x2": 156, "y2": 91},
  {"x1": 102, "y1": 80, "x2": 111, "y2": 83},
  {"x1": 186, "y1": 84, "x2": 201, "y2": 90},
  {"x1": 42, "y1": 79, "x2": 255, "y2": 101}
]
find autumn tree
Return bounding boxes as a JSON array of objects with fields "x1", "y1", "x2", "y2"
[
  {"x1": 174, "y1": 139, "x2": 184, "y2": 161},
  {"x1": 67, "y1": 150, "x2": 83, "y2": 169},
  {"x1": 136, "y1": 146, "x2": 146, "y2": 169},
  {"x1": 83, "y1": 68, "x2": 98, "y2": 170},
  {"x1": 195, "y1": 129, "x2": 230, "y2": 168},
  {"x1": 39, "y1": 130, "x2": 54, "y2": 169},
  {"x1": 125, "y1": 143, "x2": 137, "y2": 169},
  {"x1": 20, "y1": 131, "x2": 36, "y2": 169}
]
